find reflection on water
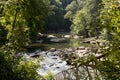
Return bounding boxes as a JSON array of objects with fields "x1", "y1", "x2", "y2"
[
  {"x1": 69, "y1": 38, "x2": 92, "y2": 48},
  {"x1": 29, "y1": 35, "x2": 92, "y2": 51},
  {"x1": 69, "y1": 38, "x2": 82, "y2": 48}
]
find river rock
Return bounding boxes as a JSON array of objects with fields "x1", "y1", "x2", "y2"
[
  {"x1": 30, "y1": 53, "x2": 41, "y2": 58},
  {"x1": 73, "y1": 35, "x2": 80, "y2": 39},
  {"x1": 78, "y1": 46, "x2": 86, "y2": 50},
  {"x1": 65, "y1": 48, "x2": 73, "y2": 52},
  {"x1": 90, "y1": 40, "x2": 98, "y2": 44},
  {"x1": 36, "y1": 33, "x2": 44, "y2": 40},
  {"x1": 85, "y1": 47, "x2": 91, "y2": 51},
  {"x1": 38, "y1": 32, "x2": 44, "y2": 36},
  {"x1": 50, "y1": 48, "x2": 56, "y2": 52},
  {"x1": 64, "y1": 35, "x2": 71, "y2": 38},
  {"x1": 29, "y1": 50, "x2": 41, "y2": 58},
  {"x1": 82, "y1": 40, "x2": 90, "y2": 43},
  {"x1": 47, "y1": 35, "x2": 57, "y2": 38},
  {"x1": 50, "y1": 38, "x2": 67, "y2": 43}
]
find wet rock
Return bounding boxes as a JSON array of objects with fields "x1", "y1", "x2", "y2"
[
  {"x1": 34, "y1": 49, "x2": 41, "y2": 54},
  {"x1": 78, "y1": 46, "x2": 86, "y2": 50},
  {"x1": 97, "y1": 49, "x2": 102, "y2": 53},
  {"x1": 49, "y1": 64, "x2": 54, "y2": 67},
  {"x1": 50, "y1": 48, "x2": 56, "y2": 52},
  {"x1": 47, "y1": 35, "x2": 57, "y2": 38},
  {"x1": 38, "y1": 32, "x2": 44, "y2": 36},
  {"x1": 36, "y1": 33, "x2": 47, "y2": 41},
  {"x1": 90, "y1": 40, "x2": 98, "y2": 44},
  {"x1": 66, "y1": 48, "x2": 73, "y2": 52},
  {"x1": 73, "y1": 35, "x2": 80, "y2": 39},
  {"x1": 64, "y1": 35, "x2": 71, "y2": 38},
  {"x1": 50, "y1": 38, "x2": 67, "y2": 43},
  {"x1": 58, "y1": 61, "x2": 63, "y2": 63},
  {"x1": 71, "y1": 54, "x2": 78, "y2": 59},
  {"x1": 29, "y1": 50, "x2": 41, "y2": 58},
  {"x1": 76, "y1": 49, "x2": 88, "y2": 53},
  {"x1": 30, "y1": 54, "x2": 41, "y2": 58},
  {"x1": 94, "y1": 53, "x2": 102, "y2": 57},
  {"x1": 52, "y1": 50, "x2": 62, "y2": 56},
  {"x1": 30, "y1": 52, "x2": 41, "y2": 58},
  {"x1": 85, "y1": 47, "x2": 91, "y2": 51},
  {"x1": 82, "y1": 40, "x2": 90, "y2": 43}
]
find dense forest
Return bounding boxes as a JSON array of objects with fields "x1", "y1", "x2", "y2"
[{"x1": 0, "y1": 0, "x2": 120, "y2": 80}]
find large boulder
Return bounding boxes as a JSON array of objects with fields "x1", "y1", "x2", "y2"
[{"x1": 90, "y1": 40, "x2": 97, "y2": 44}]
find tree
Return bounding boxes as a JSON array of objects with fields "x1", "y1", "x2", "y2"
[
  {"x1": 45, "y1": 0, "x2": 65, "y2": 31},
  {"x1": 45, "y1": 0, "x2": 73, "y2": 32},
  {"x1": 0, "y1": 0, "x2": 50, "y2": 42},
  {"x1": 65, "y1": 0, "x2": 101, "y2": 37},
  {"x1": 64, "y1": 0, "x2": 120, "y2": 79},
  {"x1": 0, "y1": 0, "x2": 50, "y2": 79},
  {"x1": 97, "y1": 0, "x2": 120, "y2": 79}
]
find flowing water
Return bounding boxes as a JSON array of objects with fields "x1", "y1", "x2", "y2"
[{"x1": 26, "y1": 33, "x2": 100, "y2": 80}]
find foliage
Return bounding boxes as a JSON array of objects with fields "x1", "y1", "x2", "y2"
[
  {"x1": 45, "y1": 0, "x2": 65, "y2": 31},
  {"x1": 97, "y1": 0, "x2": 120, "y2": 79},
  {"x1": 67, "y1": 0, "x2": 120, "y2": 79},
  {"x1": 65, "y1": 0, "x2": 101, "y2": 37},
  {"x1": 0, "y1": 48, "x2": 41, "y2": 80},
  {"x1": 43, "y1": 72, "x2": 55, "y2": 80},
  {"x1": 0, "y1": 0, "x2": 50, "y2": 80},
  {"x1": 0, "y1": 0, "x2": 50, "y2": 42},
  {"x1": 0, "y1": 25, "x2": 7, "y2": 45},
  {"x1": 45, "y1": 0, "x2": 73, "y2": 32}
]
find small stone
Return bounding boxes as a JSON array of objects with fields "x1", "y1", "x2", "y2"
[
  {"x1": 82, "y1": 40, "x2": 90, "y2": 43},
  {"x1": 30, "y1": 54, "x2": 40, "y2": 58},
  {"x1": 73, "y1": 35, "x2": 80, "y2": 39},
  {"x1": 66, "y1": 48, "x2": 73, "y2": 52},
  {"x1": 64, "y1": 35, "x2": 71, "y2": 38},
  {"x1": 50, "y1": 48, "x2": 56, "y2": 52},
  {"x1": 90, "y1": 41, "x2": 97, "y2": 44},
  {"x1": 47, "y1": 35, "x2": 57, "y2": 38},
  {"x1": 78, "y1": 46, "x2": 85, "y2": 50}
]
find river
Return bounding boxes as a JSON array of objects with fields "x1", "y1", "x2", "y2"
[{"x1": 25, "y1": 33, "x2": 101, "y2": 80}]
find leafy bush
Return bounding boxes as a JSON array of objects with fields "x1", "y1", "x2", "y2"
[{"x1": 0, "y1": 48, "x2": 42, "y2": 80}]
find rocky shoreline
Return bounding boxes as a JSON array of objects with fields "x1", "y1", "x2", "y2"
[
  {"x1": 16, "y1": 33, "x2": 108, "y2": 79},
  {"x1": 20, "y1": 45, "x2": 103, "y2": 76}
]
